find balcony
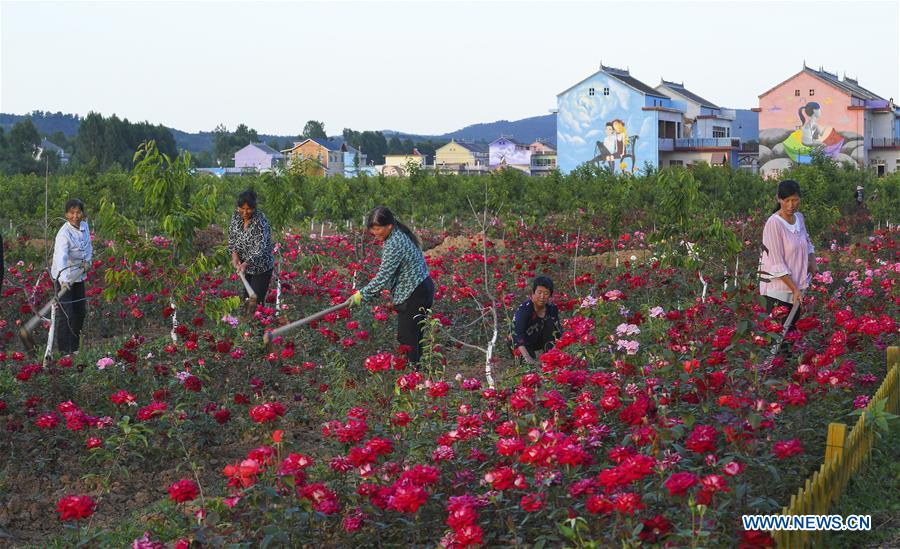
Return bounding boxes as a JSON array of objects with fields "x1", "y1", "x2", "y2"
[
  {"x1": 870, "y1": 137, "x2": 900, "y2": 149},
  {"x1": 675, "y1": 138, "x2": 741, "y2": 149}
]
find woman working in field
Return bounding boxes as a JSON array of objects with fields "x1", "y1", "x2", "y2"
[{"x1": 349, "y1": 207, "x2": 434, "y2": 366}]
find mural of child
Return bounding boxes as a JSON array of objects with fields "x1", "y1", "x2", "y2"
[
  {"x1": 591, "y1": 119, "x2": 638, "y2": 174},
  {"x1": 781, "y1": 102, "x2": 844, "y2": 163},
  {"x1": 602, "y1": 122, "x2": 617, "y2": 170}
]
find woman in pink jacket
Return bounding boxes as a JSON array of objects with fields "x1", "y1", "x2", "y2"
[{"x1": 759, "y1": 179, "x2": 817, "y2": 338}]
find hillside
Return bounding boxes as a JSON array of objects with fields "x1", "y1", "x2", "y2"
[{"x1": 0, "y1": 111, "x2": 557, "y2": 153}]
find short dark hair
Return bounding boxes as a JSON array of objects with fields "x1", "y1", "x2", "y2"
[
  {"x1": 237, "y1": 189, "x2": 257, "y2": 209},
  {"x1": 532, "y1": 276, "x2": 554, "y2": 295},
  {"x1": 64, "y1": 199, "x2": 85, "y2": 214}
]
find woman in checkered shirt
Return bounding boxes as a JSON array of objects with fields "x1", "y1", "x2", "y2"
[
  {"x1": 350, "y1": 207, "x2": 434, "y2": 365},
  {"x1": 228, "y1": 190, "x2": 274, "y2": 307}
]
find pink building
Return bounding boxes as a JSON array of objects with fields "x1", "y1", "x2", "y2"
[{"x1": 757, "y1": 63, "x2": 898, "y2": 177}]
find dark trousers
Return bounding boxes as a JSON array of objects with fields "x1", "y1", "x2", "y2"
[
  {"x1": 396, "y1": 277, "x2": 435, "y2": 365},
  {"x1": 766, "y1": 295, "x2": 800, "y2": 357},
  {"x1": 243, "y1": 269, "x2": 273, "y2": 305},
  {"x1": 55, "y1": 281, "x2": 86, "y2": 354}
]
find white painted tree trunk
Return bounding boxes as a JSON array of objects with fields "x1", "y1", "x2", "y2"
[
  {"x1": 170, "y1": 301, "x2": 178, "y2": 342},
  {"x1": 699, "y1": 271, "x2": 708, "y2": 300},
  {"x1": 43, "y1": 303, "x2": 57, "y2": 365}
]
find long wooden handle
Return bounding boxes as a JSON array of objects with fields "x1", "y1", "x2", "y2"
[
  {"x1": 263, "y1": 300, "x2": 351, "y2": 344},
  {"x1": 238, "y1": 271, "x2": 256, "y2": 300},
  {"x1": 23, "y1": 286, "x2": 71, "y2": 332}
]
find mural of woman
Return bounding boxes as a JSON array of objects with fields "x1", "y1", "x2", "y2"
[{"x1": 781, "y1": 102, "x2": 844, "y2": 163}]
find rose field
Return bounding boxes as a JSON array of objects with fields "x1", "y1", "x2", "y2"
[{"x1": 0, "y1": 157, "x2": 898, "y2": 548}]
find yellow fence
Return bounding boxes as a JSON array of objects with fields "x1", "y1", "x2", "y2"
[{"x1": 772, "y1": 346, "x2": 899, "y2": 548}]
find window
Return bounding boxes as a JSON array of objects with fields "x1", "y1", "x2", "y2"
[
  {"x1": 588, "y1": 87, "x2": 595, "y2": 96},
  {"x1": 669, "y1": 160, "x2": 684, "y2": 166},
  {"x1": 713, "y1": 126, "x2": 728, "y2": 138},
  {"x1": 794, "y1": 89, "x2": 800, "y2": 96},
  {"x1": 809, "y1": 89, "x2": 815, "y2": 96},
  {"x1": 603, "y1": 87, "x2": 610, "y2": 96}
]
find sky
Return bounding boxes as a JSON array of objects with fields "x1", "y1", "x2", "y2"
[{"x1": 2, "y1": 0, "x2": 898, "y2": 136}]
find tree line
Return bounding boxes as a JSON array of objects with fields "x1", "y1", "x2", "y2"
[
  {"x1": 0, "y1": 113, "x2": 176, "y2": 175},
  {"x1": 0, "y1": 110, "x2": 478, "y2": 176}
]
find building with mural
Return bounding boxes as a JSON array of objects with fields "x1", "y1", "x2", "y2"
[
  {"x1": 489, "y1": 137, "x2": 532, "y2": 173},
  {"x1": 382, "y1": 148, "x2": 426, "y2": 176},
  {"x1": 557, "y1": 64, "x2": 686, "y2": 174},
  {"x1": 757, "y1": 63, "x2": 899, "y2": 177}
]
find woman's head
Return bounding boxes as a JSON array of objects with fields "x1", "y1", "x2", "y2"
[
  {"x1": 799, "y1": 102, "x2": 821, "y2": 124},
  {"x1": 531, "y1": 276, "x2": 554, "y2": 308},
  {"x1": 236, "y1": 190, "x2": 257, "y2": 221},
  {"x1": 773, "y1": 179, "x2": 801, "y2": 214},
  {"x1": 612, "y1": 119, "x2": 625, "y2": 133},
  {"x1": 64, "y1": 199, "x2": 85, "y2": 227},
  {"x1": 366, "y1": 206, "x2": 420, "y2": 247}
]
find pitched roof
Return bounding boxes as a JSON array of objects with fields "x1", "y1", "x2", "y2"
[
  {"x1": 658, "y1": 79, "x2": 719, "y2": 109},
  {"x1": 40, "y1": 139, "x2": 64, "y2": 153},
  {"x1": 308, "y1": 138, "x2": 346, "y2": 151},
  {"x1": 247, "y1": 142, "x2": 283, "y2": 156},
  {"x1": 759, "y1": 65, "x2": 886, "y2": 101},
  {"x1": 490, "y1": 136, "x2": 527, "y2": 146},
  {"x1": 603, "y1": 64, "x2": 670, "y2": 99},
  {"x1": 456, "y1": 141, "x2": 488, "y2": 154}
]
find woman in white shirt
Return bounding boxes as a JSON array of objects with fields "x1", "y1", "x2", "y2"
[
  {"x1": 50, "y1": 199, "x2": 93, "y2": 354},
  {"x1": 759, "y1": 180, "x2": 816, "y2": 356}
]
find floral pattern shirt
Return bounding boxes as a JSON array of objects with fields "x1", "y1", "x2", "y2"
[
  {"x1": 227, "y1": 210, "x2": 274, "y2": 275},
  {"x1": 359, "y1": 229, "x2": 429, "y2": 305}
]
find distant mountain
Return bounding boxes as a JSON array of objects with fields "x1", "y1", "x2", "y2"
[
  {"x1": 0, "y1": 111, "x2": 81, "y2": 136},
  {"x1": 383, "y1": 114, "x2": 556, "y2": 145},
  {"x1": 1, "y1": 111, "x2": 557, "y2": 152}
]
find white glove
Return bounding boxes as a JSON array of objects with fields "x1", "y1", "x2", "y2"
[
  {"x1": 59, "y1": 282, "x2": 72, "y2": 294},
  {"x1": 81, "y1": 260, "x2": 92, "y2": 273}
]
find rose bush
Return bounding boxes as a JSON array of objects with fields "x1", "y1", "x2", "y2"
[{"x1": 0, "y1": 186, "x2": 896, "y2": 546}]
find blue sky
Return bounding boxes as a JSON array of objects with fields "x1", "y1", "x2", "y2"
[{"x1": 2, "y1": 0, "x2": 897, "y2": 135}]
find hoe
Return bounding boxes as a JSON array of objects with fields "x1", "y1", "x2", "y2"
[{"x1": 262, "y1": 298, "x2": 352, "y2": 352}]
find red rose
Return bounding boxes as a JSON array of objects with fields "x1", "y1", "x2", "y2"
[
  {"x1": 183, "y1": 375, "x2": 202, "y2": 392},
  {"x1": 772, "y1": 439, "x2": 804, "y2": 459},
  {"x1": 664, "y1": 472, "x2": 698, "y2": 496},
  {"x1": 168, "y1": 479, "x2": 199, "y2": 503},
  {"x1": 519, "y1": 493, "x2": 545, "y2": 512},
  {"x1": 639, "y1": 514, "x2": 673, "y2": 543},
  {"x1": 137, "y1": 401, "x2": 168, "y2": 421},
  {"x1": 57, "y1": 495, "x2": 96, "y2": 521},
  {"x1": 213, "y1": 408, "x2": 231, "y2": 424},
  {"x1": 685, "y1": 425, "x2": 719, "y2": 454}
]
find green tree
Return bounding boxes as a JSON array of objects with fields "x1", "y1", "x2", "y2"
[
  {"x1": 4, "y1": 119, "x2": 42, "y2": 174},
  {"x1": 387, "y1": 136, "x2": 404, "y2": 155},
  {"x1": 302, "y1": 120, "x2": 327, "y2": 140},
  {"x1": 213, "y1": 123, "x2": 259, "y2": 166}
]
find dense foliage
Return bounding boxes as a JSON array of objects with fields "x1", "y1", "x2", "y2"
[{"x1": 1, "y1": 157, "x2": 896, "y2": 244}]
